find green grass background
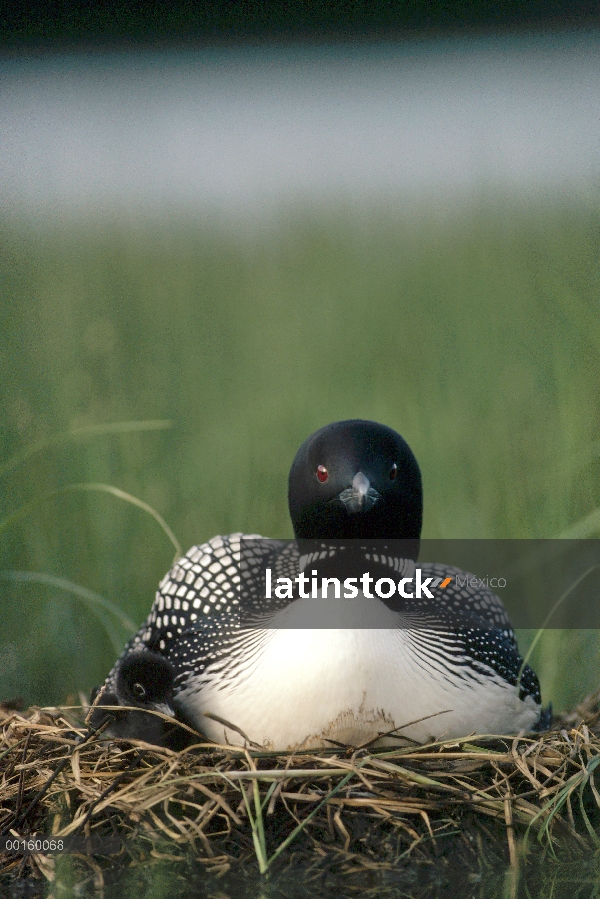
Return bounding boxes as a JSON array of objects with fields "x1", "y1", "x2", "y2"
[{"x1": 1, "y1": 195, "x2": 599, "y2": 711}]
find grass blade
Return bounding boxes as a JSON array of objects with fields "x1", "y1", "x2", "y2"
[
  {"x1": 0, "y1": 482, "x2": 182, "y2": 561},
  {"x1": 68, "y1": 484, "x2": 182, "y2": 561},
  {"x1": 0, "y1": 570, "x2": 137, "y2": 633},
  {"x1": 517, "y1": 565, "x2": 600, "y2": 689},
  {"x1": 0, "y1": 420, "x2": 174, "y2": 481},
  {"x1": 253, "y1": 778, "x2": 268, "y2": 873},
  {"x1": 266, "y1": 767, "x2": 359, "y2": 870},
  {"x1": 241, "y1": 781, "x2": 269, "y2": 874},
  {"x1": 557, "y1": 508, "x2": 600, "y2": 539},
  {"x1": 0, "y1": 570, "x2": 136, "y2": 653}
]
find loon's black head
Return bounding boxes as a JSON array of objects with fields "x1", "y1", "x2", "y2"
[
  {"x1": 115, "y1": 651, "x2": 176, "y2": 712},
  {"x1": 88, "y1": 651, "x2": 178, "y2": 745},
  {"x1": 288, "y1": 420, "x2": 422, "y2": 543}
]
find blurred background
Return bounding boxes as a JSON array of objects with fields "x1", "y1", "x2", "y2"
[{"x1": 1, "y1": 11, "x2": 600, "y2": 714}]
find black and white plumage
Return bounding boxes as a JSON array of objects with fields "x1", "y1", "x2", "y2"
[
  {"x1": 95, "y1": 420, "x2": 543, "y2": 749},
  {"x1": 87, "y1": 651, "x2": 182, "y2": 745}
]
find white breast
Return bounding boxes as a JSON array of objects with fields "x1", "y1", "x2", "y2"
[{"x1": 177, "y1": 591, "x2": 539, "y2": 749}]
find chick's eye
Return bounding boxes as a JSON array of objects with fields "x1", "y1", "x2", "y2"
[
  {"x1": 316, "y1": 465, "x2": 329, "y2": 483},
  {"x1": 133, "y1": 682, "x2": 146, "y2": 699},
  {"x1": 390, "y1": 463, "x2": 398, "y2": 481}
]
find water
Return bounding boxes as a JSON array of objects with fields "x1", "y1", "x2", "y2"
[{"x1": 1, "y1": 31, "x2": 599, "y2": 220}]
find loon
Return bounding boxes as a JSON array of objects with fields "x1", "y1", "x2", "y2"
[
  {"x1": 88, "y1": 651, "x2": 180, "y2": 745},
  {"x1": 93, "y1": 420, "x2": 543, "y2": 749}
]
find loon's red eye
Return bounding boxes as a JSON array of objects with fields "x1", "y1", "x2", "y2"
[
  {"x1": 316, "y1": 465, "x2": 329, "y2": 483},
  {"x1": 390, "y1": 463, "x2": 398, "y2": 481}
]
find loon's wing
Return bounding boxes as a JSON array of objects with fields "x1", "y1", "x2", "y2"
[
  {"x1": 410, "y1": 562, "x2": 540, "y2": 705},
  {"x1": 99, "y1": 534, "x2": 299, "y2": 692},
  {"x1": 419, "y1": 561, "x2": 515, "y2": 633}
]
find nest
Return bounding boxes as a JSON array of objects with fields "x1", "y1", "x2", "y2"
[{"x1": 2, "y1": 694, "x2": 600, "y2": 894}]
